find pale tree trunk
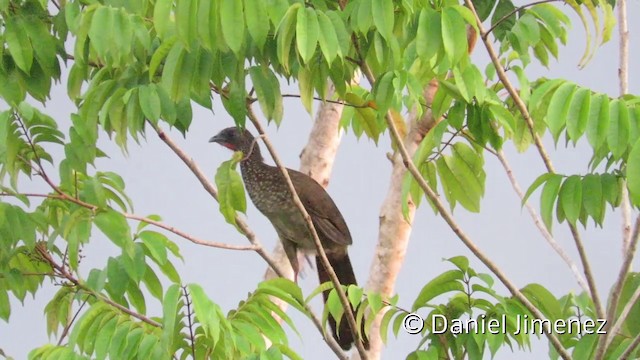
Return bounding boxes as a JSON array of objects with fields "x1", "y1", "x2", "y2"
[
  {"x1": 353, "y1": 81, "x2": 440, "y2": 360},
  {"x1": 354, "y1": 27, "x2": 478, "y2": 360}
]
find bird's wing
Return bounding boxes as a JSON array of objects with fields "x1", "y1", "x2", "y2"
[{"x1": 288, "y1": 169, "x2": 353, "y2": 246}]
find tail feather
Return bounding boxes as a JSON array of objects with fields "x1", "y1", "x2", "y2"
[{"x1": 316, "y1": 254, "x2": 369, "y2": 351}]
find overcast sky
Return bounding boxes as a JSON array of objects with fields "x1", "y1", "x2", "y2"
[{"x1": 2, "y1": 2, "x2": 640, "y2": 359}]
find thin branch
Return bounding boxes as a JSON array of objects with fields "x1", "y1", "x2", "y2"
[
  {"x1": 621, "y1": 332, "x2": 640, "y2": 359},
  {"x1": 0, "y1": 192, "x2": 257, "y2": 251},
  {"x1": 58, "y1": 296, "x2": 88, "y2": 346},
  {"x1": 607, "y1": 284, "x2": 640, "y2": 349},
  {"x1": 463, "y1": 0, "x2": 606, "y2": 322},
  {"x1": 601, "y1": 216, "x2": 640, "y2": 352},
  {"x1": 495, "y1": 150, "x2": 589, "y2": 292},
  {"x1": 484, "y1": 0, "x2": 562, "y2": 38},
  {"x1": 279, "y1": 94, "x2": 370, "y2": 108},
  {"x1": 35, "y1": 244, "x2": 162, "y2": 327},
  {"x1": 246, "y1": 106, "x2": 368, "y2": 359},
  {"x1": 124, "y1": 213, "x2": 259, "y2": 251}
]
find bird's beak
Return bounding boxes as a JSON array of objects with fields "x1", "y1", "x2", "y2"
[{"x1": 209, "y1": 134, "x2": 223, "y2": 143}]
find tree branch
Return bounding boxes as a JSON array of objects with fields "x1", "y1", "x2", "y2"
[
  {"x1": 484, "y1": 0, "x2": 562, "y2": 38},
  {"x1": 601, "y1": 216, "x2": 640, "y2": 352},
  {"x1": 35, "y1": 244, "x2": 162, "y2": 327},
  {"x1": 495, "y1": 150, "x2": 589, "y2": 292},
  {"x1": 0, "y1": 192, "x2": 258, "y2": 251},
  {"x1": 463, "y1": 0, "x2": 605, "y2": 323},
  {"x1": 246, "y1": 106, "x2": 368, "y2": 359}
]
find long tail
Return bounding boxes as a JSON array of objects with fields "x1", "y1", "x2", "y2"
[{"x1": 316, "y1": 253, "x2": 369, "y2": 351}]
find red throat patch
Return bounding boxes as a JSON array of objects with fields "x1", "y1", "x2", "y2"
[{"x1": 220, "y1": 142, "x2": 236, "y2": 150}]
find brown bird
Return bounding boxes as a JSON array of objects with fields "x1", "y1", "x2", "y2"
[{"x1": 210, "y1": 126, "x2": 367, "y2": 350}]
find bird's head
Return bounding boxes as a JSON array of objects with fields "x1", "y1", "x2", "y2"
[{"x1": 209, "y1": 126, "x2": 257, "y2": 155}]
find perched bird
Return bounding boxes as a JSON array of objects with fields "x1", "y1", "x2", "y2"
[{"x1": 210, "y1": 126, "x2": 367, "y2": 350}]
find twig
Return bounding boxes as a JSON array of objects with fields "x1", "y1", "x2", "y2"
[
  {"x1": 607, "y1": 284, "x2": 640, "y2": 348},
  {"x1": 58, "y1": 296, "x2": 89, "y2": 345},
  {"x1": 601, "y1": 216, "x2": 640, "y2": 352},
  {"x1": 621, "y1": 332, "x2": 640, "y2": 359},
  {"x1": 279, "y1": 94, "x2": 370, "y2": 108},
  {"x1": 495, "y1": 150, "x2": 589, "y2": 292},
  {"x1": 0, "y1": 192, "x2": 257, "y2": 251},
  {"x1": 463, "y1": 0, "x2": 605, "y2": 322},
  {"x1": 36, "y1": 244, "x2": 162, "y2": 327},
  {"x1": 484, "y1": 0, "x2": 562, "y2": 38},
  {"x1": 246, "y1": 106, "x2": 369, "y2": 359}
]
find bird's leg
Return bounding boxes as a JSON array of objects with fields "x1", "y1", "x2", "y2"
[{"x1": 283, "y1": 241, "x2": 300, "y2": 283}]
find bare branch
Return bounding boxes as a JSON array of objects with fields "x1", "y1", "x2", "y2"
[
  {"x1": 601, "y1": 216, "x2": 640, "y2": 352},
  {"x1": 607, "y1": 284, "x2": 640, "y2": 349},
  {"x1": 621, "y1": 332, "x2": 640, "y2": 359},
  {"x1": 495, "y1": 150, "x2": 589, "y2": 292}
]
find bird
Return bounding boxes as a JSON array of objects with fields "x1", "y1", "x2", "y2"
[{"x1": 210, "y1": 126, "x2": 368, "y2": 350}]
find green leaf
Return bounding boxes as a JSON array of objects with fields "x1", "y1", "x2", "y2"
[
  {"x1": 296, "y1": 7, "x2": 319, "y2": 64},
  {"x1": 188, "y1": 284, "x2": 222, "y2": 343},
  {"x1": 412, "y1": 270, "x2": 465, "y2": 310},
  {"x1": 153, "y1": 0, "x2": 173, "y2": 39},
  {"x1": 540, "y1": 174, "x2": 562, "y2": 231},
  {"x1": 215, "y1": 155, "x2": 247, "y2": 228},
  {"x1": 559, "y1": 175, "x2": 582, "y2": 225},
  {"x1": 522, "y1": 173, "x2": 557, "y2": 205},
  {"x1": 161, "y1": 284, "x2": 182, "y2": 350},
  {"x1": 244, "y1": 0, "x2": 269, "y2": 49},
  {"x1": 95, "y1": 211, "x2": 134, "y2": 254},
  {"x1": 276, "y1": 4, "x2": 299, "y2": 71},
  {"x1": 607, "y1": 99, "x2": 630, "y2": 159},
  {"x1": 372, "y1": 0, "x2": 394, "y2": 41},
  {"x1": 317, "y1": 11, "x2": 339, "y2": 63},
  {"x1": 628, "y1": 139, "x2": 640, "y2": 206},
  {"x1": 176, "y1": 0, "x2": 198, "y2": 48},
  {"x1": 89, "y1": 6, "x2": 115, "y2": 61},
  {"x1": 545, "y1": 82, "x2": 577, "y2": 143},
  {"x1": 138, "y1": 85, "x2": 161, "y2": 123},
  {"x1": 249, "y1": 66, "x2": 283, "y2": 124},
  {"x1": 566, "y1": 88, "x2": 590, "y2": 144},
  {"x1": 5, "y1": 16, "x2": 34, "y2": 73},
  {"x1": 582, "y1": 174, "x2": 603, "y2": 225},
  {"x1": 441, "y1": 8, "x2": 467, "y2": 65},
  {"x1": 221, "y1": 0, "x2": 245, "y2": 54},
  {"x1": 139, "y1": 230, "x2": 169, "y2": 265},
  {"x1": 586, "y1": 94, "x2": 610, "y2": 150},
  {"x1": 298, "y1": 67, "x2": 313, "y2": 113}
]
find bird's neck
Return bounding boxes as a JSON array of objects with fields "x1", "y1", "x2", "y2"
[{"x1": 239, "y1": 143, "x2": 265, "y2": 170}]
